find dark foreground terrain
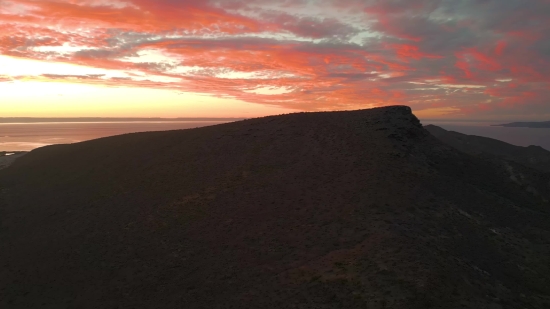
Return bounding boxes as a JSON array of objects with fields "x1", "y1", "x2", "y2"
[{"x1": 1, "y1": 106, "x2": 549, "y2": 309}]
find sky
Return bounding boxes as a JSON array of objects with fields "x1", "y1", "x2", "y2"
[{"x1": 1, "y1": 0, "x2": 549, "y2": 120}]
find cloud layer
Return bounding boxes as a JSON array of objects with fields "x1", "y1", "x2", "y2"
[{"x1": 1, "y1": 0, "x2": 549, "y2": 118}]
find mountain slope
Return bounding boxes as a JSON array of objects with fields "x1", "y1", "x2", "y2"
[
  {"x1": 425, "y1": 124, "x2": 550, "y2": 172},
  {"x1": 1, "y1": 106, "x2": 549, "y2": 309}
]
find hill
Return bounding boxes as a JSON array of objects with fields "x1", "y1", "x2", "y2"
[
  {"x1": 424, "y1": 125, "x2": 550, "y2": 172},
  {"x1": 1, "y1": 106, "x2": 549, "y2": 309}
]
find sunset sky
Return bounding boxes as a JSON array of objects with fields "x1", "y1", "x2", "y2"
[{"x1": 1, "y1": 0, "x2": 549, "y2": 120}]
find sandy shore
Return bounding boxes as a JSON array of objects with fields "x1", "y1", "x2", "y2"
[{"x1": 0, "y1": 152, "x2": 27, "y2": 170}]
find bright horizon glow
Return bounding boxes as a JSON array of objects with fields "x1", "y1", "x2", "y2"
[
  {"x1": 1, "y1": 0, "x2": 549, "y2": 120},
  {"x1": 0, "y1": 80, "x2": 293, "y2": 118},
  {"x1": 0, "y1": 55, "x2": 293, "y2": 118}
]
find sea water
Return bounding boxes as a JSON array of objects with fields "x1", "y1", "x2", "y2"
[{"x1": 0, "y1": 121, "x2": 230, "y2": 151}]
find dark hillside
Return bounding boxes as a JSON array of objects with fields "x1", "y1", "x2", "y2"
[
  {"x1": 1, "y1": 106, "x2": 549, "y2": 309},
  {"x1": 425, "y1": 124, "x2": 550, "y2": 172}
]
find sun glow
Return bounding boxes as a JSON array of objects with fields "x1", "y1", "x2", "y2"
[
  {"x1": 1, "y1": 81, "x2": 293, "y2": 117},
  {"x1": 0, "y1": 55, "x2": 294, "y2": 117}
]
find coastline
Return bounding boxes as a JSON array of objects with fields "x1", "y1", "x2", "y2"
[
  {"x1": 491, "y1": 122, "x2": 550, "y2": 128},
  {"x1": 0, "y1": 152, "x2": 27, "y2": 170}
]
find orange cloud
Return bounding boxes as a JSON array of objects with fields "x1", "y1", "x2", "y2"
[{"x1": 1, "y1": 0, "x2": 549, "y2": 118}]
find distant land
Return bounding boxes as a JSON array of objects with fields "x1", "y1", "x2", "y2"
[
  {"x1": 0, "y1": 151, "x2": 27, "y2": 170},
  {"x1": 1, "y1": 106, "x2": 549, "y2": 308},
  {"x1": 0, "y1": 117, "x2": 246, "y2": 123},
  {"x1": 492, "y1": 121, "x2": 550, "y2": 128},
  {"x1": 425, "y1": 124, "x2": 550, "y2": 172}
]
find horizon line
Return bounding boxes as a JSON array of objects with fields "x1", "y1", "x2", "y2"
[{"x1": 0, "y1": 117, "x2": 248, "y2": 123}]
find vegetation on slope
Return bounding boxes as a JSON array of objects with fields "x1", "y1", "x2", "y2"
[{"x1": 1, "y1": 107, "x2": 549, "y2": 308}]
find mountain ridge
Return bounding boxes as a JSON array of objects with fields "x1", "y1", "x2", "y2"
[{"x1": 1, "y1": 106, "x2": 549, "y2": 309}]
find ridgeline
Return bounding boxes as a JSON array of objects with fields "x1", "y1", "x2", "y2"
[{"x1": 1, "y1": 106, "x2": 549, "y2": 308}]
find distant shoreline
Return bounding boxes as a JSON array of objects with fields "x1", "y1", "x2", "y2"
[
  {"x1": 492, "y1": 121, "x2": 550, "y2": 128},
  {"x1": 0, "y1": 151, "x2": 27, "y2": 170},
  {"x1": 0, "y1": 151, "x2": 27, "y2": 156}
]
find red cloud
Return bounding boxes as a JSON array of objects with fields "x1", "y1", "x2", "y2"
[
  {"x1": 1, "y1": 0, "x2": 549, "y2": 117},
  {"x1": 391, "y1": 44, "x2": 442, "y2": 61}
]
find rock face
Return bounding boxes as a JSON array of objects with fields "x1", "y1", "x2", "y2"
[
  {"x1": 425, "y1": 124, "x2": 550, "y2": 172},
  {"x1": 1, "y1": 106, "x2": 550, "y2": 309}
]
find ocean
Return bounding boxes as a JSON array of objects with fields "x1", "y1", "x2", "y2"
[
  {"x1": 0, "y1": 121, "x2": 231, "y2": 151},
  {"x1": 1, "y1": 119, "x2": 550, "y2": 152}
]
